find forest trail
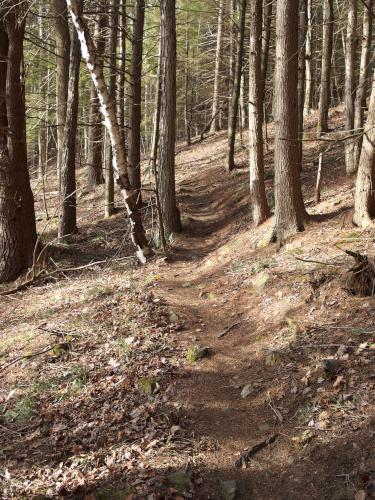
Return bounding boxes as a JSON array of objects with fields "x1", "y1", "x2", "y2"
[
  {"x1": 0, "y1": 109, "x2": 374, "y2": 499},
  {"x1": 146, "y1": 121, "x2": 375, "y2": 498}
]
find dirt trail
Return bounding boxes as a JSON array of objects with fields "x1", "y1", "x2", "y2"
[
  {"x1": 152, "y1": 140, "x2": 287, "y2": 497},
  {"x1": 149, "y1": 130, "x2": 375, "y2": 499}
]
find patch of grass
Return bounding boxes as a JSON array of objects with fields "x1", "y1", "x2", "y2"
[
  {"x1": 85, "y1": 285, "x2": 114, "y2": 301},
  {"x1": 2, "y1": 395, "x2": 36, "y2": 423}
]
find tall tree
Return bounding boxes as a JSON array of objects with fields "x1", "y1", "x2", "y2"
[
  {"x1": 317, "y1": 0, "x2": 333, "y2": 135},
  {"x1": 54, "y1": 0, "x2": 71, "y2": 193},
  {"x1": 353, "y1": 68, "x2": 375, "y2": 228},
  {"x1": 260, "y1": 0, "x2": 272, "y2": 105},
  {"x1": 353, "y1": 0, "x2": 373, "y2": 170},
  {"x1": 344, "y1": 0, "x2": 358, "y2": 174},
  {"x1": 58, "y1": 0, "x2": 82, "y2": 239},
  {"x1": 66, "y1": 0, "x2": 149, "y2": 260},
  {"x1": 0, "y1": 3, "x2": 37, "y2": 282},
  {"x1": 303, "y1": 0, "x2": 313, "y2": 116},
  {"x1": 297, "y1": 0, "x2": 307, "y2": 169},
  {"x1": 158, "y1": 0, "x2": 181, "y2": 237},
  {"x1": 273, "y1": 0, "x2": 305, "y2": 241},
  {"x1": 249, "y1": 0, "x2": 269, "y2": 225},
  {"x1": 104, "y1": 0, "x2": 119, "y2": 217},
  {"x1": 227, "y1": 0, "x2": 247, "y2": 172},
  {"x1": 210, "y1": 0, "x2": 224, "y2": 133},
  {"x1": 87, "y1": 12, "x2": 106, "y2": 189},
  {"x1": 128, "y1": 0, "x2": 145, "y2": 206}
]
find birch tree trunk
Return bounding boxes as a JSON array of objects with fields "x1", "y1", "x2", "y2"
[
  {"x1": 249, "y1": 0, "x2": 269, "y2": 226},
  {"x1": 66, "y1": 0, "x2": 149, "y2": 261}
]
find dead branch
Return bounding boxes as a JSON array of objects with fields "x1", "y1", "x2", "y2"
[{"x1": 235, "y1": 434, "x2": 279, "y2": 468}]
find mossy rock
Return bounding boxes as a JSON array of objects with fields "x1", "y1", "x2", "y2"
[
  {"x1": 138, "y1": 377, "x2": 157, "y2": 395},
  {"x1": 186, "y1": 345, "x2": 210, "y2": 363},
  {"x1": 220, "y1": 480, "x2": 238, "y2": 500}
]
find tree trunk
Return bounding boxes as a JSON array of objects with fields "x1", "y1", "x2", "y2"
[
  {"x1": 87, "y1": 13, "x2": 106, "y2": 189},
  {"x1": 344, "y1": 0, "x2": 358, "y2": 174},
  {"x1": 317, "y1": 0, "x2": 333, "y2": 135},
  {"x1": 260, "y1": 0, "x2": 272, "y2": 106},
  {"x1": 58, "y1": 0, "x2": 82, "y2": 240},
  {"x1": 353, "y1": 0, "x2": 372, "y2": 170},
  {"x1": 227, "y1": 0, "x2": 247, "y2": 172},
  {"x1": 353, "y1": 69, "x2": 375, "y2": 228},
  {"x1": 54, "y1": 0, "x2": 70, "y2": 193},
  {"x1": 210, "y1": 0, "x2": 224, "y2": 133},
  {"x1": 273, "y1": 0, "x2": 305, "y2": 241},
  {"x1": 0, "y1": 4, "x2": 37, "y2": 283},
  {"x1": 303, "y1": 0, "x2": 313, "y2": 115},
  {"x1": 128, "y1": 0, "x2": 145, "y2": 206},
  {"x1": 66, "y1": 0, "x2": 149, "y2": 261},
  {"x1": 184, "y1": 25, "x2": 191, "y2": 146},
  {"x1": 104, "y1": 0, "x2": 118, "y2": 217},
  {"x1": 249, "y1": 0, "x2": 269, "y2": 226},
  {"x1": 158, "y1": 0, "x2": 181, "y2": 237},
  {"x1": 118, "y1": 0, "x2": 127, "y2": 153},
  {"x1": 297, "y1": 0, "x2": 307, "y2": 169}
]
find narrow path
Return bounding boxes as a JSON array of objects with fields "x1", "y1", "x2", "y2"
[{"x1": 152, "y1": 155, "x2": 284, "y2": 497}]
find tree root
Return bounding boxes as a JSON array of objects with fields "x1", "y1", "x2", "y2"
[{"x1": 343, "y1": 249, "x2": 375, "y2": 296}]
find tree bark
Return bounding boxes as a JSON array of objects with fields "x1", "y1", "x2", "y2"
[
  {"x1": 158, "y1": 0, "x2": 181, "y2": 237},
  {"x1": 344, "y1": 0, "x2": 358, "y2": 174},
  {"x1": 297, "y1": 0, "x2": 307, "y2": 170},
  {"x1": 128, "y1": 0, "x2": 145, "y2": 206},
  {"x1": 210, "y1": 0, "x2": 224, "y2": 133},
  {"x1": 54, "y1": 0, "x2": 70, "y2": 193},
  {"x1": 353, "y1": 0, "x2": 372, "y2": 170},
  {"x1": 260, "y1": 0, "x2": 272, "y2": 106},
  {"x1": 58, "y1": 0, "x2": 82, "y2": 240},
  {"x1": 66, "y1": 0, "x2": 149, "y2": 260},
  {"x1": 303, "y1": 0, "x2": 313, "y2": 116},
  {"x1": 317, "y1": 0, "x2": 333, "y2": 136},
  {"x1": 0, "y1": 4, "x2": 37, "y2": 282},
  {"x1": 353, "y1": 68, "x2": 375, "y2": 228},
  {"x1": 87, "y1": 13, "x2": 106, "y2": 189},
  {"x1": 104, "y1": 0, "x2": 119, "y2": 217},
  {"x1": 227, "y1": 0, "x2": 247, "y2": 172},
  {"x1": 118, "y1": 0, "x2": 127, "y2": 153},
  {"x1": 249, "y1": 0, "x2": 269, "y2": 226},
  {"x1": 273, "y1": 0, "x2": 305, "y2": 241}
]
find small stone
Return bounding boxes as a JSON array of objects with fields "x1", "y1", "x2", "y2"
[
  {"x1": 240, "y1": 384, "x2": 253, "y2": 398},
  {"x1": 182, "y1": 282, "x2": 191, "y2": 288},
  {"x1": 220, "y1": 480, "x2": 238, "y2": 500},
  {"x1": 169, "y1": 311, "x2": 179, "y2": 323},
  {"x1": 322, "y1": 358, "x2": 341, "y2": 376}
]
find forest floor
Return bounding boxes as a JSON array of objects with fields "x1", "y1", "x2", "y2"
[{"x1": 0, "y1": 105, "x2": 375, "y2": 499}]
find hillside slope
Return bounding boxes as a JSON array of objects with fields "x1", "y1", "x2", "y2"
[{"x1": 0, "y1": 106, "x2": 374, "y2": 499}]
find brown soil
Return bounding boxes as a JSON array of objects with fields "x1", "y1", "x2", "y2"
[{"x1": 0, "y1": 106, "x2": 374, "y2": 499}]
